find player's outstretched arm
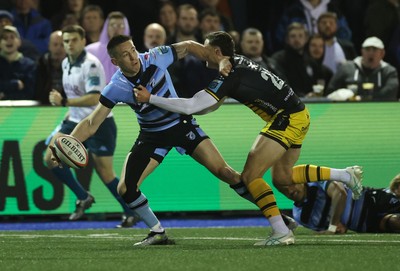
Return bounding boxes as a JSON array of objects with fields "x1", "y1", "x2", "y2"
[
  {"x1": 325, "y1": 182, "x2": 348, "y2": 234},
  {"x1": 70, "y1": 103, "x2": 111, "y2": 142}
]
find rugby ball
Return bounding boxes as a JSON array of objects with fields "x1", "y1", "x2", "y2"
[{"x1": 54, "y1": 135, "x2": 88, "y2": 169}]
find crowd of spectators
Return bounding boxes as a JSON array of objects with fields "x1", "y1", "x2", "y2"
[{"x1": 0, "y1": 0, "x2": 399, "y2": 103}]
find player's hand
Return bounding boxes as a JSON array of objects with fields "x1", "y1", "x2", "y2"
[
  {"x1": 49, "y1": 90, "x2": 63, "y2": 106},
  {"x1": 134, "y1": 85, "x2": 151, "y2": 103},
  {"x1": 219, "y1": 57, "x2": 232, "y2": 77},
  {"x1": 49, "y1": 145, "x2": 63, "y2": 168}
]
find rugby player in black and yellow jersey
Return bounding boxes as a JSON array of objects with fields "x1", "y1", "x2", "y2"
[{"x1": 135, "y1": 31, "x2": 364, "y2": 246}]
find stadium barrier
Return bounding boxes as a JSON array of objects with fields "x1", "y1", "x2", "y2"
[{"x1": 1, "y1": 102, "x2": 399, "y2": 216}]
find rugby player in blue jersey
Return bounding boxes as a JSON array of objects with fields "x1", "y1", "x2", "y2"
[
  {"x1": 55, "y1": 34, "x2": 282, "y2": 246},
  {"x1": 134, "y1": 31, "x2": 364, "y2": 245},
  {"x1": 278, "y1": 174, "x2": 400, "y2": 234}
]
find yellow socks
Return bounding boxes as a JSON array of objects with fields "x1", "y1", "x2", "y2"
[
  {"x1": 247, "y1": 178, "x2": 280, "y2": 218},
  {"x1": 292, "y1": 164, "x2": 331, "y2": 183}
]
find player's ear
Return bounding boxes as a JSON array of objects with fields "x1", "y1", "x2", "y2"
[{"x1": 110, "y1": 57, "x2": 118, "y2": 66}]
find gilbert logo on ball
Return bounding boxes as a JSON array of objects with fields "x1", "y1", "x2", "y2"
[{"x1": 54, "y1": 135, "x2": 88, "y2": 169}]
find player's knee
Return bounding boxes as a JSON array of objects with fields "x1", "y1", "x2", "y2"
[
  {"x1": 216, "y1": 166, "x2": 240, "y2": 184},
  {"x1": 380, "y1": 214, "x2": 400, "y2": 233},
  {"x1": 272, "y1": 170, "x2": 292, "y2": 187}
]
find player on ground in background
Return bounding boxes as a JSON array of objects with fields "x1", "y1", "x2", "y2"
[
  {"x1": 44, "y1": 25, "x2": 137, "y2": 228},
  {"x1": 278, "y1": 174, "x2": 400, "y2": 234},
  {"x1": 135, "y1": 31, "x2": 363, "y2": 246}
]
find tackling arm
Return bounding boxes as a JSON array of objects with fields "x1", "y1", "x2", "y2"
[
  {"x1": 149, "y1": 89, "x2": 221, "y2": 115},
  {"x1": 134, "y1": 85, "x2": 220, "y2": 115}
]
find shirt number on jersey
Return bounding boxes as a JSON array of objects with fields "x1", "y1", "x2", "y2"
[{"x1": 260, "y1": 70, "x2": 284, "y2": 90}]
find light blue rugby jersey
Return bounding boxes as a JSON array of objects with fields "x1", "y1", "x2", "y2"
[
  {"x1": 99, "y1": 46, "x2": 182, "y2": 132},
  {"x1": 292, "y1": 181, "x2": 366, "y2": 232}
]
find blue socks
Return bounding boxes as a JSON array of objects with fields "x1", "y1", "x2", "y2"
[{"x1": 51, "y1": 167, "x2": 88, "y2": 200}]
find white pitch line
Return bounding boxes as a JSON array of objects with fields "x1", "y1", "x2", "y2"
[{"x1": 0, "y1": 233, "x2": 399, "y2": 244}]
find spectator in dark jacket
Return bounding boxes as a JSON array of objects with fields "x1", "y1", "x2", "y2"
[
  {"x1": 34, "y1": 30, "x2": 66, "y2": 105},
  {"x1": 272, "y1": 22, "x2": 322, "y2": 97},
  {"x1": 11, "y1": 0, "x2": 52, "y2": 55},
  {"x1": 275, "y1": 0, "x2": 352, "y2": 50},
  {"x1": 0, "y1": 25, "x2": 36, "y2": 100}
]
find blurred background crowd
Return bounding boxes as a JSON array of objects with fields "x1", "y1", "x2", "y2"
[{"x1": 0, "y1": 0, "x2": 399, "y2": 104}]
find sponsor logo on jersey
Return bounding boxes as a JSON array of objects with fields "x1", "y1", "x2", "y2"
[
  {"x1": 157, "y1": 46, "x2": 169, "y2": 54},
  {"x1": 89, "y1": 76, "x2": 100, "y2": 86},
  {"x1": 207, "y1": 79, "x2": 223, "y2": 93},
  {"x1": 186, "y1": 131, "x2": 196, "y2": 140}
]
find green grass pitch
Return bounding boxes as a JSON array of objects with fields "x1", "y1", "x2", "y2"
[{"x1": 1, "y1": 227, "x2": 399, "y2": 271}]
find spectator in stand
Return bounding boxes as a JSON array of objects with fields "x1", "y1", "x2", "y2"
[
  {"x1": 0, "y1": 25, "x2": 36, "y2": 100},
  {"x1": 240, "y1": 27, "x2": 280, "y2": 76},
  {"x1": 34, "y1": 30, "x2": 66, "y2": 105},
  {"x1": 0, "y1": 9, "x2": 40, "y2": 61},
  {"x1": 51, "y1": 0, "x2": 87, "y2": 31},
  {"x1": 85, "y1": 11, "x2": 130, "y2": 83},
  {"x1": 228, "y1": 29, "x2": 240, "y2": 52},
  {"x1": 168, "y1": 4, "x2": 217, "y2": 97},
  {"x1": 317, "y1": 12, "x2": 356, "y2": 74},
  {"x1": 11, "y1": 0, "x2": 52, "y2": 55},
  {"x1": 325, "y1": 37, "x2": 399, "y2": 101},
  {"x1": 276, "y1": 0, "x2": 352, "y2": 50},
  {"x1": 194, "y1": 0, "x2": 234, "y2": 32},
  {"x1": 143, "y1": 23, "x2": 166, "y2": 50},
  {"x1": 197, "y1": 8, "x2": 222, "y2": 43},
  {"x1": 272, "y1": 22, "x2": 321, "y2": 97},
  {"x1": 167, "y1": 4, "x2": 199, "y2": 44},
  {"x1": 305, "y1": 33, "x2": 333, "y2": 95},
  {"x1": 80, "y1": 5, "x2": 104, "y2": 45},
  {"x1": 364, "y1": 0, "x2": 400, "y2": 52},
  {"x1": 158, "y1": 0, "x2": 177, "y2": 43}
]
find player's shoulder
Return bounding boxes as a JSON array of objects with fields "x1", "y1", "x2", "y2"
[{"x1": 142, "y1": 46, "x2": 173, "y2": 62}]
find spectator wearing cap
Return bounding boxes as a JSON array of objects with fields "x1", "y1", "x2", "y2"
[
  {"x1": 325, "y1": 37, "x2": 399, "y2": 101},
  {"x1": 0, "y1": 9, "x2": 40, "y2": 61},
  {"x1": 0, "y1": 25, "x2": 36, "y2": 100}
]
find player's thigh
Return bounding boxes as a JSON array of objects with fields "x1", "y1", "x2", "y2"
[
  {"x1": 271, "y1": 148, "x2": 301, "y2": 186},
  {"x1": 117, "y1": 142, "x2": 164, "y2": 195},
  {"x1": 191, "y1": 138, "x2": 239, "y2": 185},
  {"x1": 241, "y1": 135, "x2": 286, "y2": 183}
]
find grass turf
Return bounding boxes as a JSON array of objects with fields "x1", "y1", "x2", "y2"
[{"x1": 0, "y1": 227, "x2": 398, "y2": 271}]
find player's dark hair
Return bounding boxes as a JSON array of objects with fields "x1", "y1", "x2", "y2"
[
  {"x1": 205, "y1": 31, "x2": 235, "y2": 57},
  {"x1": 62, "y1": 24, "x2": 86, "y2": 39},
  {"x1": 107, "y1": 35, "x2": 131, "y2": 57}
]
